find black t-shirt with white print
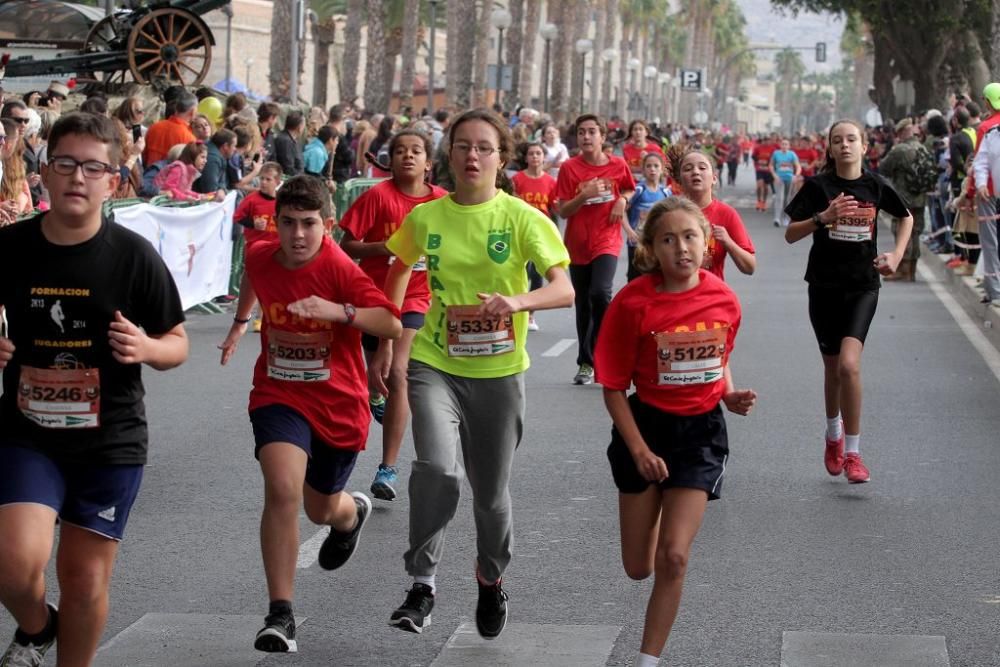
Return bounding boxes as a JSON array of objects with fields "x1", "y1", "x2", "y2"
[
  {"x1": 785, "y1": 170, "x2": 909, "y2": 290},
  {"x1": 0, "y1": 214, "x2": 185, "y2": 465}
]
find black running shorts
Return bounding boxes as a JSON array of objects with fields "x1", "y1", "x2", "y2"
[
  {"x1": 607, "y1": 394, "x2": 729, "y2": 500},
  {"x1": 807, "y1": 284, "x2": 879, "y2": 356}
]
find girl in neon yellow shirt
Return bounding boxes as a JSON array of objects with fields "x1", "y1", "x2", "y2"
[{"x1": 381, "y1": 109, "x2": 574, "y2": 638}]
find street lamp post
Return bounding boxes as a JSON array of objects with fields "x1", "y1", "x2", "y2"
[
  {"x1": 574, "y1": 38, "x2": 593, "y2": 115},
  {"x1": 600, "y1": 48, "x2": 616, "y2": 117},
  {"x1": 427, "y1": 0, "x2": 440, "y2": 114},
  {"x1": 657, "y1": 72, "x2": 670, "y2": 122},
  {"x1": 245, "y1": 57, "x2": 254, "y2": 95},
  {"x1": 490, "y1": 9, "x2": 512, "y2": 110},
  {"x1": 643, "y1": 65, "x2": 657, "y2": 119},
  {"x1": 540, "y1": 23, "x2": 559, "y2": 114},
  {"x1": 626, "y1": 58, "x2": 640, "y2": 120},
  {"x1": 222, "y1": 3, "x2": 233, "y2": 87}
]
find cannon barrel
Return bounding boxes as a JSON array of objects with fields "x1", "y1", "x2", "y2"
[{"x1": 4, "y1": 52, "x2": 130, "y2": 79}]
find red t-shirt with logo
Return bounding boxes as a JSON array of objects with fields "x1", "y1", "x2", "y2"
[
  {"x1": 235, "y1": 191, "x2": 278, "y2": 246},
  {"x1": 555, "y1": 154, "x2": 636, "y2": 264},
  {"x1": 245, "y1": 237, "x2": 400, "y2": 450},
  {"x1": 512, "y1": 171, "x2": 558, "y2": 217},
  {"x1": 621, "y1": 141, "x2": 665, "y2": 173},
  {"x1": 795, "y1": 147, "x2": 819, "y2": 177},
  {"x1": 752, "y1": 143, "x2": 776, "y2": 172},
  {"x1": 702, "y1": 200, "x2": 755, "y2": 281},
  {"x1": 338, "y1": 180, "x2": 447, "y2": 313},
  {"x1": 595, "y1": 270, "x2": 741, "y2": 416}
]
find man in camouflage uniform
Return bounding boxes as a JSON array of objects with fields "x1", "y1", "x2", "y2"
[{"x1": 878, "y1": 118, "x2": 928, "y2": 281}]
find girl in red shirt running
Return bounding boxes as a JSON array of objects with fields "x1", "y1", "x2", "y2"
[
  {"x1": 621, "y1": 120, "x2": 665, "y2": 179},
  {"x1": 675, "y1": 150, "x2": 757, "y2": 281},
  {"x1": 339, "y1": 129, "x2": 448, "y2": 502},
  {"x1": 595, "y1": 197, "x2": 756, "y2": 667},
  {"x1": 512, "y1": 141, "x2": 559, "y2": 330}
]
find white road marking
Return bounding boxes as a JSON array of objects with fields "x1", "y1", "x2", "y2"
[
  {"x1": 296, "y1": 527, "x2": 328, "y2": 569},
  {"x1": 918, "y1": 263, "x2": 1000, "y2": 384},
  {"x1": 542, "y1": 338, "x2": 575, "y2": 357}
]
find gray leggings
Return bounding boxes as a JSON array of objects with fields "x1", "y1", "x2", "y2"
[{"x1": 404, "y1": 361, "x2": 525, "y2": 582}]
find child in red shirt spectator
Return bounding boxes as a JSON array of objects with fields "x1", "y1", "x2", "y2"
[
  {"x1": 595, "y1": 196, "x2": 756, "y2": 667},
  {"x1": 338, "y1": 129, "x2": 447, "y2": 503},
  {"x1": 218, "y1": 175, "x2": 401, "y2": 655},
  {"x1": 235, "y1": 162, "x2": 282, "y2": 245}
]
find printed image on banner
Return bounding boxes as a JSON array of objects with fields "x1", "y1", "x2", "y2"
[
  {"x1": 112, "y1": 193, "x2": 237, "y2": 310},
  {"x1": 446, "y1": 305, "x2": 515, "y2": 357},
  {"x1": 655, "y1": 326, "x2": 727, "y2": 386}
]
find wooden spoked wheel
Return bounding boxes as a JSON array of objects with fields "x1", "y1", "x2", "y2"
[
  {"x1": 81, "y1": 14, "x2": 131, "y2": 85},
  {"x1": 127, "y1": 8, "x2": 212, "y2": 86}
]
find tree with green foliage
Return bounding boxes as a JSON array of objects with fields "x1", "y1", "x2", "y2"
[{"x1": 770, "y1": 0, "x2": 991, "y2": 115}]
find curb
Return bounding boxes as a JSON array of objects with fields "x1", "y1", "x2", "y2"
[{"x1": 912, "y1": 241, "x2": 1000, "y2": 338}]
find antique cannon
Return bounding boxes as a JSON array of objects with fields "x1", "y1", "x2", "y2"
[{"x1": 2, "y1": 0, "x2": 230, "y2": 88}]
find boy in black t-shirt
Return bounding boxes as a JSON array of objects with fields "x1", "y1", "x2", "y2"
[{"x1": 0, "y1": 113, "x2": 188, "y2": 667}]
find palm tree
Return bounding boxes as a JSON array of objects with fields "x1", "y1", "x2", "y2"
[
  {"x1": 268, "y1": 0, "x2": 306, "y2": 101},
  {"x1": 341, "y1": 0, "x2": 364, "y2": 104},
  {"x1": 472, "y1": 0, "x2": 491, "y2": 107},
  {"x1": 519, "y1": 0, "x2": 542, "y2": 104},
  {"x1": 774, "y1": 47, "x2": 805, "y2": 132},
  {"x1": 309, "y1": 0, "x2": 343, "y2": 107},
  {"x1": 507, "y1": 0, "x2": 525, "y2": 108},
  {"x1": 569, "y1": 0, "x2": 592, "y2": 117},
  {"x1": 598, "y1": 0, "x2": 618, "y2": 117},
  {"x1": 365, "y1": 0, "x2": 389, "y2": 112},
  {"x1": 398, "y1": 0, "x2": 421, "y2": 109},
  {"x1": 550, "y1": 0, "x2": 574, "y2": 120},
  {"x1": 450, "y1": 0, "x2": 477, "y2": 108}
]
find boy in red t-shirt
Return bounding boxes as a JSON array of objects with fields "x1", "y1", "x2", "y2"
[
  {"x1": 235, "y1": 162, "x2": 283, "y2": 245},
  {"x1": 555, "y1": 114, "x2": 635, "y2": 385},
  {"x1": 234, "y1": 162, "x2": 283, "y2": 331},
  {"x1": 512, "y1": 141, "x2": 559, "y2": 330},
  {"x1": 338, "y1": 129, "x2": 446, "y2": 502},
  {"x1": 219, "y1": 176, "x2": 401, "y2": 655}
]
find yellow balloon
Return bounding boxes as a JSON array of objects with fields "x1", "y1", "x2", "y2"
[{"x1": 198, "y1": 97, "x2": 223, "y2": 129}]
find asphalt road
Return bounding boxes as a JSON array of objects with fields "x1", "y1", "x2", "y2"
[{"x1": 3, "y1": 168, "x2": 1000, "y2": 666}]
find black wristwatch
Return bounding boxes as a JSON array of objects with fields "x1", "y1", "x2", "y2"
[{"x1": 812, "y1": 213, "x2": 825, "y2": 229}]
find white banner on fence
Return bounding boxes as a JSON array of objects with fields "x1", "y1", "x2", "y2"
[{"x1": 112, "y1": 193, "x2": 237, "y2": 311}]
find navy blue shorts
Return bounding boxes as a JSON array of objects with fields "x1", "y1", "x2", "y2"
[
  {"x1": 249, "y1": 404, "x2": 359, "y2": 494},
  {"x1": 607, "y1": 394, "x2": 729, "y2": 500},
  {"x1": 361, "y1": 311, "x2": 425, "y2": 353},
  {"x1": 0, "y1": 444, "x2": 143, "y2": 541}
]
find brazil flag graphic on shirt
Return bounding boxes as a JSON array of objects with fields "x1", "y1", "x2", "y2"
[{"x1": 487, "y1": 230, "x2": 512, "y2": 264}]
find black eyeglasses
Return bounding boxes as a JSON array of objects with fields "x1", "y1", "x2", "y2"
[
  {"x1": 10, "y1": 117, "x2": 29, "y2": 125},
  {"x1": 48, "y1": 156, "x2": 116, "y2": 178}
]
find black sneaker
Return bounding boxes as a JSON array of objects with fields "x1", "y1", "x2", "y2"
[
  {"x1": 475, "y1": 578, "x2": 508, "y2": 639},
  {"x1": 318, "y1": 492, "x2": 371, "y2": 570},
  {"x1": 254, "y1": 610, "x2": 296, "y2": 653},
  {"x1": 388, "y1": 583, "x2": 435, "y2": 633},
  {"x1": 1, "y1": 603, "x2": 57, "y2": 667}
]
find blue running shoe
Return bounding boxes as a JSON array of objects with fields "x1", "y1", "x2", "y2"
[
  {"x1": 371, "y1": 464, "x2": 398, "y2": 501},
  {"x1": 369, "y1": 396, "x2": 386, "y2": 424}
]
